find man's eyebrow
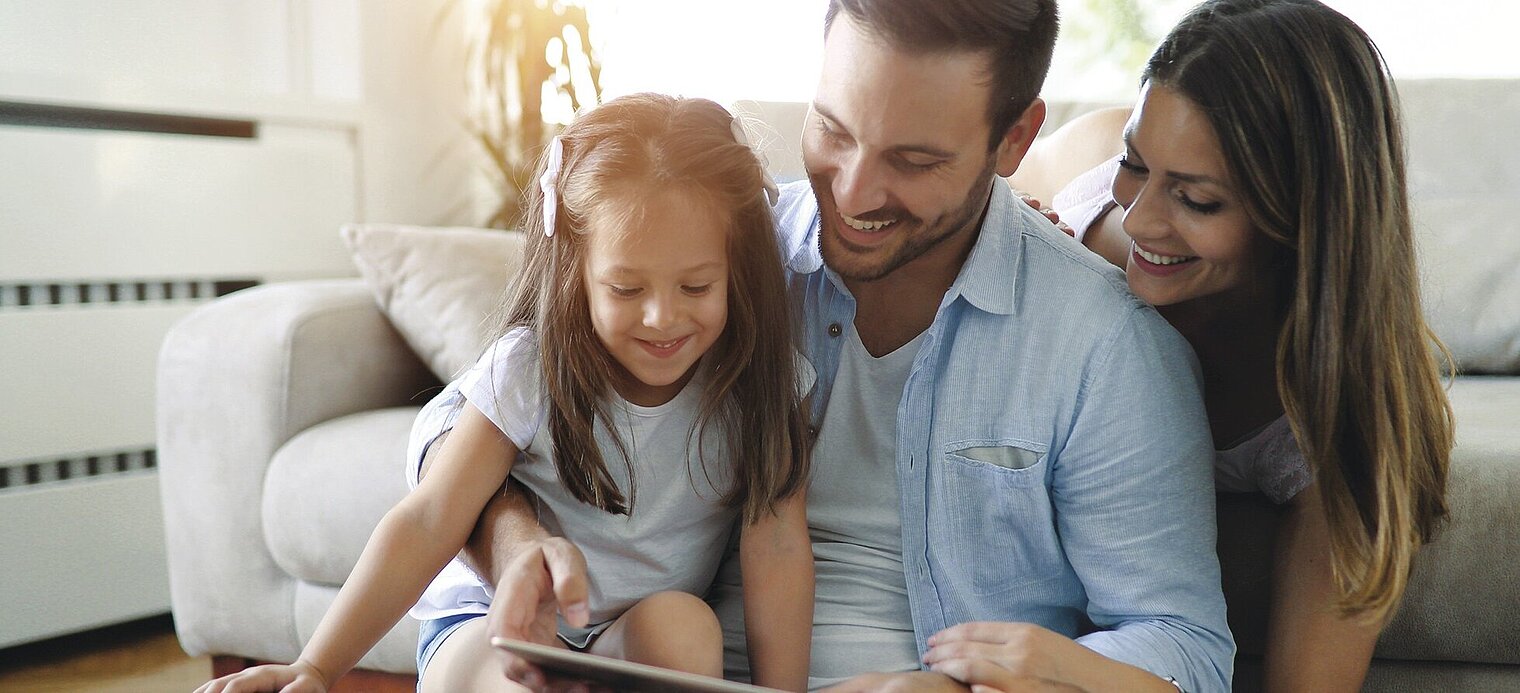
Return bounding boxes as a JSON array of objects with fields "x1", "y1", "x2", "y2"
[{"x1": 812, "y1": 102, "x2": 957, "y2": 159}]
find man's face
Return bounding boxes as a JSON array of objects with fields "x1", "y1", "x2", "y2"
[{"x1": 804, "y1": 13, "x2": 1031, "y2": 282}]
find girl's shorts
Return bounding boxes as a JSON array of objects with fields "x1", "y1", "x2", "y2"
[{"x1": 414, "y1": 614, "x2": 615, "y2": 683}]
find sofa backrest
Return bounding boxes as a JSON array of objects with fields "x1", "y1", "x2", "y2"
[{"x1": 1401, "y1": 79, "x2": 1520, "y2": 374}]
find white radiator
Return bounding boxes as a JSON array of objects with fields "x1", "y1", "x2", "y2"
[
  {"x1": 0, "y1": 108, "x2": 360, "y2": 648},
  {"x1": 0, "y1": 0, "x2": 476, "y2": 647}
]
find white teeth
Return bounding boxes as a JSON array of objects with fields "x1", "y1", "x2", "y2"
[
  {"x1": 841, "y1": 213, "x2": 896, "y2": 232},
  {"x1": 1135, "y1": 246, "x2": 1197, "y2": 266},
  {"x1": 645, "y1": 338, "x2": 681, "y2": 349}
]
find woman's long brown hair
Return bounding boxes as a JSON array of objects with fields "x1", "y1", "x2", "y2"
[
  {"x1": 493, "y1": 93, "x2": 808, "y2": 524},
  {"x1": 1146, "y1": 0, "x2": 1454, "y2": 617}
]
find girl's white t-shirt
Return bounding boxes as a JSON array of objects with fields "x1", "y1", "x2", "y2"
[{"x1": 406, "y1": 327, "x2": 813, "y2": 625}]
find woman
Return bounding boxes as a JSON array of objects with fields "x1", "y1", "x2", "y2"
[{"x1": 927, "y1": 0, "x2": 1454, "y2": 690}]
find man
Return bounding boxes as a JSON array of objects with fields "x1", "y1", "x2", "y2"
[{"x1": 430, "y1": 1, "x2": 1234, "y2": 690}]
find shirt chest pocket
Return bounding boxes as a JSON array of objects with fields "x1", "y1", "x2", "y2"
[{"x1": 927, "y1": 440, "x2": 1064, "y2": 595}]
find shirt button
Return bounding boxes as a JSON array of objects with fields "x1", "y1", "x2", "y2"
[{"x1": 828, "y1": 322, "x2": 842, "y2": 337}]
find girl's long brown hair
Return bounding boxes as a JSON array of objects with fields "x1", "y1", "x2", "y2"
[
  {"x1": 496, "y1": 93, "x2": 808, "y2": 524},
  {"x1": 1146, "y1": 0, "x2": 1454, "y2": 617}
]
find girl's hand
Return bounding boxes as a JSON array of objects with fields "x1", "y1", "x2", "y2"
[
  {"x1": 1013, "y1": 190, "x2": 1074, "y2": 236},
  {"x1": 193, "y1": 659, "x2": 330, "y2": 693}
]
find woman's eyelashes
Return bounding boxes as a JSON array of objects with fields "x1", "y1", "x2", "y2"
[
  {"x1": 1176, "y1": 191, "x2": 1223, "y2": 214},
  {"x1": 1119, "y1": 154, "x2": 1223, "y2": 215},
  {"x1": 1117, "y1": 153, "x2": 1147, "y2": 175}
]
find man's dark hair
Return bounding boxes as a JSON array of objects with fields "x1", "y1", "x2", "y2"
[{"x1": 824, "y1": 0, "x2": 1059, "y2": 151}]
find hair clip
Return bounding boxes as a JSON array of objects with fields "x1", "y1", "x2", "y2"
[
  {"x1": 730, "y1": 118, "x2": 780, "y2": 206},
  {"x1": 539, "y1": 137, "x2": 564, "y2": 237}
]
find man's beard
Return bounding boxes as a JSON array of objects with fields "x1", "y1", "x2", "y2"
[{"x1": 811, "y1": 158, "x2": 996, "y2": 283}]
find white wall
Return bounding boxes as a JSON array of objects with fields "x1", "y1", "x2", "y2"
[{"x1": 0, "y1": 0, "x2": 479, "y2": 647}]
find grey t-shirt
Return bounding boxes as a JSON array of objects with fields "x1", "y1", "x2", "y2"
[
  {"x1": 715, "y1": 322, "x2": 924, "y2": 689},
  {"x1": 411, "y1": 328, "x2": 739, "y2": 629}
]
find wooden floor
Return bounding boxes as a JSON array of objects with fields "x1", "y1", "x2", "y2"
[{"x1": 0, "y1": 615, "x2": 210, "y2": 692}]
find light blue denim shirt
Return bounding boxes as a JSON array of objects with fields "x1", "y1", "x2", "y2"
[{"x1": 776, "y1": 180, "x2": 1234, "y2": 692}]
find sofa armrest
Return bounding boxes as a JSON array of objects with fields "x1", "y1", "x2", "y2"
[{"x1": 157, "y1": 279, "x2": 437, "y2": 661}]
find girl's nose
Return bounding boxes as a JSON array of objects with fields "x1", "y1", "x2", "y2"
[{"x1": 643, "y1": 293, "x2": 678, "y2": 331}]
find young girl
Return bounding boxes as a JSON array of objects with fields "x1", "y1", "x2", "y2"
[{"x1": 197, "y1": 93, "x2": 814, "y2": 693}]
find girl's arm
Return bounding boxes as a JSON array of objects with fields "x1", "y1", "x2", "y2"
[
  {"x1": 1263, "y1": 483, "x2": 1382, "y2": 692},
  {"x1": 740, "y1": 487, "x2": 813, "y2": 692},
  {"x1": 198, "y1": 404, "x2": 516, "y2": 692}
]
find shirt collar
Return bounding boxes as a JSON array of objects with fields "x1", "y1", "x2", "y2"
[
  {"x1": 777, "y1": 180, "x2": 824, "y2": 274},
  {"x1": 952, "y1": 180, "x2": 1024, "y2": 316},
  {"x1": 775, "y1": 178, "x2": 1028, "y2": 316}
]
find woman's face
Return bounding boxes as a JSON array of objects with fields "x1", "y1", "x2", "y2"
[{"x1": 1111, "y1": 83, "x2": 1276, "y2": 307}]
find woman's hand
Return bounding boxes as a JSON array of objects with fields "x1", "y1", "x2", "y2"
[
  {"x1": 194, "y1": 659, "x2": 330, "y2": 693},
  {"x1": 1013, "y1": 190, "x2": 1073, "y2": 236}
]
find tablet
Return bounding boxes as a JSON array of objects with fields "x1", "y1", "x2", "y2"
[{"x1": 489, "y1": 637, "x2": 779, "y2": 692}]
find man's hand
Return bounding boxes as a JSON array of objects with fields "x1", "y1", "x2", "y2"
[
  {"x1": 485, "y1": 537, "x2": 592, "y2": 689},
  {"x1": 924, "y1": 622, "x2": 1110, "y2": 693}
]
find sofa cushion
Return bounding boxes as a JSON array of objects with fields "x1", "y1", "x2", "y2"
[
  {"x1": 1375, "y1": 376, "x2": 1520, "y2": 664},
  {"x1": 341, "y1": 223, "x2": 525, "y2": 382},
  {"x1": 1401, "y1": 79, "x2": 1520, "y2": 374},
  {"x1": 263, "y1": 407, "x2": 421, "y2": 586}
]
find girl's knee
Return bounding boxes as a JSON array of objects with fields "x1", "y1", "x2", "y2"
[
  {"x1": 612, "y1": 591, "x2": 722, "y2": 675},
  {"x1": 632, "y1": 591, "x2": 720, "y2": 638}
]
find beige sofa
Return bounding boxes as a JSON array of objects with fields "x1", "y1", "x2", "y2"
[{"x1": 158, "y1": 80, "x2": 1520, "y2": 690}]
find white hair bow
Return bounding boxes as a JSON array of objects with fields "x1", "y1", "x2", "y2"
[
  {"x1": 539, "y1": 137, "x2": 565, "y2": 237},
  {"x1": 730, "y1": 118, "x2": 780, "y2": 206}
]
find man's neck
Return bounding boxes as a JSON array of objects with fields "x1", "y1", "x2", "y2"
[{"x1": 846, "y1": 195, "x2": 988, "y2": 358}]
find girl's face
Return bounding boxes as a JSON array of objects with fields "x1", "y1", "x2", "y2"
[
  {"x1": 582, "y1": 188, "x2": 730, "y2": 407},
  {"x1": 1111, "y1": 83, "x2": 1276, "y2": 307}
]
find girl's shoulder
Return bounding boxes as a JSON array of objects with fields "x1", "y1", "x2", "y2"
[{"x1": 477, "y1": 325, "x2": 541, "y2": 368}]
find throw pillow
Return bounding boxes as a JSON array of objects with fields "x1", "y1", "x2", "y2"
[{"x1": 340, "y1": 223, "x2": 525, "y2": 382}]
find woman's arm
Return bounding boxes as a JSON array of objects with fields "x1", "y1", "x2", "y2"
[
  {"x1": 1009, "y1": 106, "x2": 1131, "y2": 204},
  {"x1": 1263, "y1": 483, "x2": 1382, "y2": 692},
  {"x1": 740, "y1": 488, "x2": 814, "y2": 691}
]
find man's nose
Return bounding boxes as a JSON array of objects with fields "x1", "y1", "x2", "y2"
[{"x1": 833, "y1": 153, "x2": 888, "y2": 217}]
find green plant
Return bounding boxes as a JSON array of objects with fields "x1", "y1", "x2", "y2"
[{"x1": 445, "y1": 0, "x2": 603, "y2": 228}]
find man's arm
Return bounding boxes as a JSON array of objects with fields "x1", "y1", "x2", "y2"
[{"x1": 1055, "y1": 308, "x2": 1235, "y2": 691}]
